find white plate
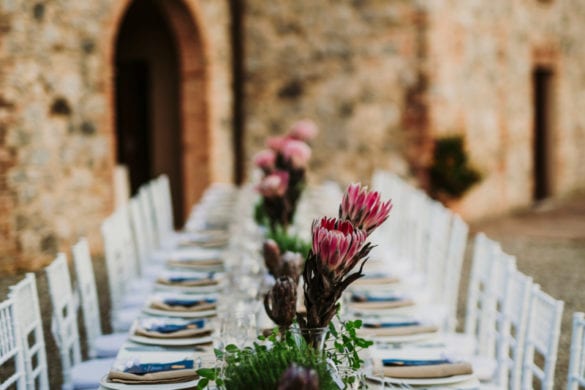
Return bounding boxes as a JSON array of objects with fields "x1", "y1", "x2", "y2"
[
  {"x1": 366, "y1": 373, "x2": 475, "y2": 386},
  {"x1": 154, "y1": 283, "x2": 222, "y2": 294},
  {"x1": 129, "y1": 334, "x2": 213, "y2": 346},
  {"x1": 368, "y1": 331, "x2": 440, "y2": 344},
  {"x1": 142, "y1": 307, "x2": 217, "y2": 318},
  {"x1": 100, "y1": 375, "x2": 199, "y2": 389}
]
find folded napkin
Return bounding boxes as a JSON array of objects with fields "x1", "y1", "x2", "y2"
[
  {"x1": 363, "y1": 321, "x2": 420, "y2": 328},
  {"x1": 380, "y1": 361, "x2": 473, "y2": 379},
  {"x1": 150, "y1": 298, "x2": 216, "y2": 312},
  {"x1": 135, "y1": 319, "x2": 212, "y2": 339},
  {"x1": 350, "y1": 299, "x2": 415, "y2": 311},
  {"x1": 167, "y1": 258, "x2": 223, "y2": 268},
  {"x1": 108, "y1": 359, "x2": 198, "y2": 384},
  {"x1": 359, "y1": 324, "x2": 438, "y2": 338},
  {"x1": 156, "y1": 275, "x2": 218, "y2": 287},
  {"x1": 351, "y1": 293, "x2": 403, "y2": 303},
  {"x1": 354, "y1": 275, "x2": 400, "y2": 286}
]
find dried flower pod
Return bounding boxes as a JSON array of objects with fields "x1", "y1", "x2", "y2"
[
  {"x1": 280, "y1": 251, "x2": 303, "y2": 282},
  {"x1": 264, "y1": 277, "x2": 297, "y2": 331},
  {"x1": 263, "y1": 239, "x2": 282, "y2": 276},
  {"x1": 277, "y1": 364, "x2": 319, "y2": 390}
]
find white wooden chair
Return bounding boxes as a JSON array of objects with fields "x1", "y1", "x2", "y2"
[
  {"x1": 567, "y1": 312, "x2": 585, "y2": 390},
  {"x1": 424, "y1": 200, "x2": 453, "y2": 300},
  {"x1": 72, "y1": 239, "x2": 127, "y2": 358},
  {"x1": 0, "y1": 298, "x2": 26, "y2": 390},
  {"x1": 492, "y1": 269, "x2": 533, "y2": 390},
  {"x1": 45, "y1": 254, "x2": 114, "y2": 390},
  {"x1": 465, "y1": 233, "x2": 510, "y2": 356},
  {"x1": 101, "y1": 211, "x2": 147, "y2": 332},
  {"x1": 442, "y1": 214, "x2": 469, "y2": 332},
  {"x1": 8, "y1": 274, "x2": 49, "y2": 389},
  {"x1": 521, "y1": 285, "x2": 564, "y2": 390}
]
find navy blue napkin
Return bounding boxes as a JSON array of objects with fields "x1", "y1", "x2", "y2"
[
  {"x1": 163, "y1": 298, "x2": 216, "y2": 307},
  {"x1": 168, "y1": 273, "x2": 215, "y2": 283},
  {"x1": 351, "y1": 293, "x2": 402, "y2": 303},
  {"x1": 363, "y1": 320, "x2": 420, "y2": 328},
  {"x1": 382, "y1": 358, "x2": 451, "y2": 367},
  {"x1": 148, "y1": 319, "x2": 206, "y2": 334},
  {"x1": 125, "y1": 359, "x2": 194, "y2": 375}
]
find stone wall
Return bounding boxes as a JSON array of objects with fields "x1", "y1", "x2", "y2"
[
  {"x1": 244, "y1": 0, "x2": 585, "y2": 220},
  {"x1": 0, "y1": 0, "x2": 232, "y2": 271},
  {"x1": 425, "y1": 0, "x2": 585, "y2": 219},
  {"x1": 243, "y1": 0, "x2": 421, "y2": 186}
]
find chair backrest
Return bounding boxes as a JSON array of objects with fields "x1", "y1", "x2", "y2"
[
  {"x1": 45, "y1": 254, "x2": 82, "y2": 387},
  {"x1": 441, "y1": 214, "x2": 469, "y2": 332},
  {"x1": 465, "y1": 233, "x2": 508, "y2": 356},
  {"x1": 101, "y1": 209, "x2": 138, "y2": 314},
  {"x1": 71, "y1": 238, "x2": 103, "y2": 358},
  {"x1": 129, "y1": 197, "x2": 150, "y2": 271},
  {"x1": 568, "y1": 312, "x2": 585, "y2": 390},
  {"x1": 522, "y1": 285, "x2": 564, "y2": 390},
  {"x1": 0, "y1": 298, "x2": 26, "y2": 390},
  {"x1": 407, "y1": 190, "x2": 432, "y2": 274},
  {"x1": 147, "y1": 178, "x2": 168, "y2": 247},
  {"x1": 159, "y1": 174, "x2": 175, "y2": 231},
  {"x1": 8, "y1": 274, "x2": 49, "y2": 389},
  {"x1": 491, "y1": 268, "x2": 532, "y2": 390},
  {"x1": 424, "y1": 201, "x2": 453, "y2": 298},
  {"x1": 137, "y1": 186, "x2": 157, "y2": 255}
]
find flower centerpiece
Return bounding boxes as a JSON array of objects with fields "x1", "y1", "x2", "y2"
[
  {"x1": 299, "y1": 183, "x2": 393, "y2": 345},
  {"x1": 254, "y1": 120, "x2": 318, "y2": 233},
  {"x1": 198, "y1": 183, "x2": 392, "y2": 390}
]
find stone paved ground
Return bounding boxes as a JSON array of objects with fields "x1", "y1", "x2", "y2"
[
  {"x1": 458, "y1": 191, "x2": 585, "y2": 389},
  {"x1": 1, "y1": 193, "x2": 583, "y2": 388}
]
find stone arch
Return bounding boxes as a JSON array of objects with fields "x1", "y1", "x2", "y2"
[{"x1": 103, "y1": 0, "x2": 211, "y2": 222}]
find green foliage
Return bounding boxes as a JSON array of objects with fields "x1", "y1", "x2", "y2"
[
  {"x1": 429, "y1": 135, "x2": 481, "y2": 199},
  {"x1": 267, "y1": 225, "x2": 311, "y2": 258},
  {"x1": 254, "y1": 199, "x2": 270, "y2": 228},
  {"x1": 196, "y1": 319, "x2": 373, "y2": 389},
  {"x1": 198, "y1": 330, "x2": 337, "y2": 390}
]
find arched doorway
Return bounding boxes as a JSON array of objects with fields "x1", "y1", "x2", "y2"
[{"x1": 114, "y1": 0, "x2": 210, "y2": 226}]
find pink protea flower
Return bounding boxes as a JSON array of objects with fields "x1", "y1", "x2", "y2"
[
  {"x1": 311, "y1": 217, "x2": 367, "y2": 277},
  {"x1": 339, "y1": 183, "x2": 393, "y2": 235},
  {"x1": 257, "y1": 171, "x2": 289, "y2": 197},
  {"x1": 253, "y1": 149, "x2": 276, "y2": 171},
  {"x1": 288, "y1": 120, "x2": 318, "y2": 141},
  {"x1": 266, "y1": 135, "x2": 289, "y2": 151},
  {"x1": 282, "y1": 139, "x2": 312, "y2": 169}
]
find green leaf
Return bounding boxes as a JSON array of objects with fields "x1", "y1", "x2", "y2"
[{"x1": 196, "y1": 377, "x2": 209, "y2": 389}]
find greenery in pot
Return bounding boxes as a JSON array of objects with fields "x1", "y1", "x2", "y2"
[{"x1": 196, "y1": 317, "x2": 372, "y2": 390}]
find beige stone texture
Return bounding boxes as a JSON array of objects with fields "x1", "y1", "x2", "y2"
[
  {"x1": 426, "y1": 0, "x2": 585, "y2": 219},
  {"x1": 0, "y1": 0, "x2": 233, "y2": 270},
  {"x1": 243, "y1": 0, "x2": 419, "y2": 187}
]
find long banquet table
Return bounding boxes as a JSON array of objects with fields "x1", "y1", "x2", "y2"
[{"x1": 98, "y1": 184, "x2": 480, "y2": 389}]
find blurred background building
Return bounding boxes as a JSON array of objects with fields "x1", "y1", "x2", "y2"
[{"x1": 0, "y1": 0, "x2": 583, "y2": 271}]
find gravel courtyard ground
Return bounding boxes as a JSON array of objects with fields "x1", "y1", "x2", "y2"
[{"x1": 1, "y1": 193, "x2": 583, "y2": 388}]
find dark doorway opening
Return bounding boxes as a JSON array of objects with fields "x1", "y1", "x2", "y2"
[
  {"x1": 115, "y1": 0, "x2": 184, "y2": 224},
  {"x1": 532, "y1": 67, "x2": 554, "y2": 201}
]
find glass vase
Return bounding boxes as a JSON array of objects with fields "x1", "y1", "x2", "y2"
[{"x1": 292, "y1": 327, "x2": 329, "y2": 352}]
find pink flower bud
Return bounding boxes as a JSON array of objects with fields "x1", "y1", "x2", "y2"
[
  {"x1": 339, "y1": 183, "x2": 393, "y2": 235},
  {"x1": 311, "y1": 217, "x2": 366, "y2": 278},
  {"x1": 257, "y1": 171, "x2": 289, "y2": 197},
  {"x1": 288, "y1": 120, "x2": 318, "y2": 141},
  {"x1": 266, "y1": 135, "x2": 289, "y2": 151},
  {"x1": 253, "y1": 149, "x2": 276, "y2": 171},
  {"x1": 282, "y1": 139, "x2": 311, "y2": 169}
]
